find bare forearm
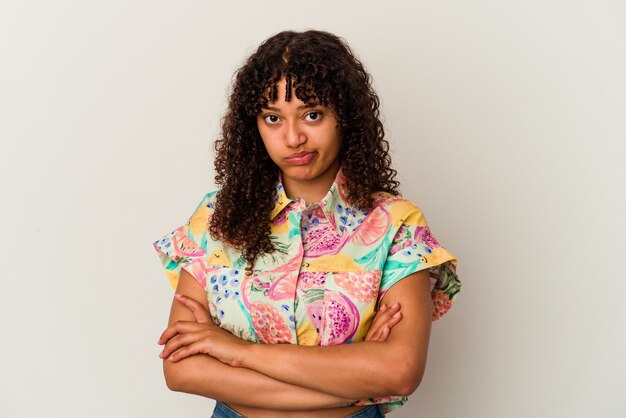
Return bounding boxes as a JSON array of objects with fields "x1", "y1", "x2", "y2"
[
  {"x1": 238, "y1": 272, "x2": 433, "y2": 400},
  {"x1": 164, "y1": 354, "x2": 355, "y2": 411},
  {"x1": 243, "y1": 341, "x2": 418, "y2": 400}
]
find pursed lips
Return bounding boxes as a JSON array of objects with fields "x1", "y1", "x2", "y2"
[
  {"x1": 285, "y1": 151, "x2": 316, "y2": 164},
  {"x1": 286, "y1": 151, "x2": 314, "y2": 159}
]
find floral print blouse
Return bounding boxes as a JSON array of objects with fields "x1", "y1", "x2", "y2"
[{"x1": 153, "y1": 169, "x2": 461, "y2": 414}]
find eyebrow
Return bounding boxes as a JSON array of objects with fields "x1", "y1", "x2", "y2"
[{"x1": 262, "y1": 104, "x2": 320, "y2": 111}]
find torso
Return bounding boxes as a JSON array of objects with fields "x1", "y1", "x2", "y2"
[{"x1": 154, "y1": 171, "x2": 459, "y2": 416}]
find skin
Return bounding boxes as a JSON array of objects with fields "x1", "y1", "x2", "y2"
[
  {"x1": 256, "y1": 76, "x2": 342, "y2": 205},
  {"x1": 159, "y1": 270, "x2": 431, "y2": 417},
  {"x1": 157, "y1": 77, "x2": 433, "y2": 417}
]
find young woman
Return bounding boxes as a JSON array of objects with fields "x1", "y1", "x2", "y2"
[{"x1": 154, "y1": 30, "x2": 461, "y2": 417}]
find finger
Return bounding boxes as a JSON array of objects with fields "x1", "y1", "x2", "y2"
[
  {"x1": 365, "y1": 321, "x2": 386, "y2": 341},
  {"x1": 392, "y1": 311, "x2": 402, "y2": 320},
  {"x1": 380, "y1": 326, "x2": 390, "y2": 341},
  {"x1": 367, "y1": 326, "x2": 384, "y2": 342},
  {"x1": 175, "y1": 294, "x2": 211, "y2": 323},
  {"x1": 376, "y1": 312, "x2": 403, "y2": 334},
  {"x1": 158, "y1": 320, "x2": 201, "y2": 345},
  {"x1": 168, "y1": 341, "x2": 205, "y2": 362},
  {"x1": 366, "y1": 318, "x2": 385, "y2": 341},
  {"x1": 368, "y1": 309, "x2": 386, "y2": 331},
  {"x1": 385, "y1": 311, "x2": 402, "y2": 326},
  {"x1": 367, "y1": 324, "x2": 388, "y2": 342},
  {"x1": 371, "y1": 303, "x2": 399, "y2": 326},
  {"x1": 160, "y1": 332, "x2": 198, "y2": 359},
  {"x1": 385, "y1": 312, "x2": 402, "y2": 329},
  {"x1": 366, "y1": 308, "x2": 402, "y2": 342},
  {"x1": 369, "y1": 303, "x2": 399, "y2": 332}
]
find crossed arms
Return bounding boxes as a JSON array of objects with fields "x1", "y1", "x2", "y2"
[{"x1": 158, "y1": 268, "x2": 432, "y2": 411}]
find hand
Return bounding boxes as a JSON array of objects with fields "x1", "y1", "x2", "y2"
[
  {"x1": 158, "y1": 294, "x2": 251, "y2": 367},
  {"x1": 364, "y1": 302, "x2": 402, "y2": 342}
]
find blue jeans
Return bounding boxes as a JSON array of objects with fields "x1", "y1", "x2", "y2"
[{"x1": 211, "y1": 401, "x2": 384, "y2": 417}]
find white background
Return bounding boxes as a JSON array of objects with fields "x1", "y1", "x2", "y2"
[{"x1": 1, "y1": 1, "x2": 624, "y2": 417}]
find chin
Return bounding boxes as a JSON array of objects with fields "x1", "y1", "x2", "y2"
[
  {"x1": 277, "y1": 157, "x2": 340, "y2": 182},
  {"x1": 281, "y1": 166, "x2": 319, "y2": 180}
]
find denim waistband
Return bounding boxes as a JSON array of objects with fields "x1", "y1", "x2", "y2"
[
  {"x1": 211, "y1": 401, "x2": 243, "y2": 418},
  {"x1": 211, "y1": 401, "x2": 384, "y2": 418}
]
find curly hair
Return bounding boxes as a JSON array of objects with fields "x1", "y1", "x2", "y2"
[{"x1": 209, "y1": 30, "x2": 400, "y2": 269}]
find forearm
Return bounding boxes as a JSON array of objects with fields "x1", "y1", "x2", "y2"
[
  {"x1": 238, "y1": 271, "x2": 433, "y2": 400},
  {"x1": 243, "y1": 341, "x2": 417, "y2": 400},
  {"x1": 164, "y1": 354, "x2": 355, "y2": 411}
]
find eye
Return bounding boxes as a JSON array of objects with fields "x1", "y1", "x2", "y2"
[
  {"x1": 263, "y1": 114, "x2": 280, "y2": 124},
  {"x1": 305, "y1": 111, "x2": 322, "y2": 122}
]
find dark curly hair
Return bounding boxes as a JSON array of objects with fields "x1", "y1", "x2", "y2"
[{"x1": 209, "y1": 29, "x2": 400, "y2": 269}]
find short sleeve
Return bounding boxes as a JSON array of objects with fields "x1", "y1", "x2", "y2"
[
  {"x1": 152, "y1": 193, "x2": 214, "y2": 291},
  {"x1": 379, "y1": 204, "x2": 461, "y2": 321}
]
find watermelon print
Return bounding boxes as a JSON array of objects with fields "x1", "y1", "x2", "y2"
[
  {"x1": 301, "y1": 206, "x2": 347, "y2": 257},
  {"x1": 296, "y1": 287, "x2": 326, "y2": 337},
  {"x1": 297, "y1": 271, "x2": 328, "y2": 291},
  {"x1": 321, "y1": 290, "x2": 360, "y2": 345},
  {"x1": 153, "y1": 168, "x2": 461, "y2": 414},
  {"x1": 349, "y1": 207, "x2": 390, "y2": 246}
]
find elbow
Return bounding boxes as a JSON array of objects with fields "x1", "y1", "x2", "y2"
[
  {"x1": 163, "y1": 360, "x2": 186, "y2": 392},
  {"x1": 389, "y1": 361, "x2": 426, "y2": 397},
  {"x1": 163, "y1": 355, "x2": 220, "y2": 398},
  {"x1": 395, "y1": 373, "x2": 423, "y2": 397},
  {"x1": 164, "y1": 373, "x2": 181, "y2": 392}
]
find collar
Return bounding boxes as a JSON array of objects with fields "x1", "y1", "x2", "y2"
[{"x1": 270, "y1": 168, "x2": 353, "y2": 235}]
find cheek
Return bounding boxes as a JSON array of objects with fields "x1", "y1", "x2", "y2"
[
  {"x1": 257, "y1": 126, "x2": 275, "y2": 152},
  {"x1": 258, "y1": 134, "x2": 283, "y2": 164},
  {"x1": 324, "y1": 129, "x2": 342, "y2": 158}
]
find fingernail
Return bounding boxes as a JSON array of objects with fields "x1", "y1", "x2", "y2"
[
  {"x1": 392, "y1": 302, "x2": 399, "y2": 308},
  {"x1": 393, "y1": 312, "x2": 400, "y2": 318},
  {"x1": 175, "y1": 293, "x2": 183, "y2": 299}
]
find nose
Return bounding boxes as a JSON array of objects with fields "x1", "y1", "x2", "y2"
[{"x1": 284, "y1": 120, "x2": 306, "y2": 148}]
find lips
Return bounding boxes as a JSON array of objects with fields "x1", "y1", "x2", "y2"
[
  {"x1": 285, "y1": 151, "x2": 316, "y2": 165},
  {"x1": 287, "y1": 151, "x2": 313, "y2": 158}
]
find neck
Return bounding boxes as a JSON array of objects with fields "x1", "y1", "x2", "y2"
[{"x1": 282, "y1": 161, "x2": 341, "y2": 206}]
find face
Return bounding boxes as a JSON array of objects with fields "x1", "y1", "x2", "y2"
[{"x1": 256, "y1": 77, "x2": 342, "y2": 186}]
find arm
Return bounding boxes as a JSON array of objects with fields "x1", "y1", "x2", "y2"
[
  {"x1": 161, "y1": 269, "x2": 355, "y2": 410},
  {"x1": 164, "y1": 269, "x2": 432, "y2": 400},
  {"x1": 241, "y1": 269, "x2": 433, "y2": 399}
]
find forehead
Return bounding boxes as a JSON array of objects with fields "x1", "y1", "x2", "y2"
[{"x1": 260, "y1": 76, "x2": 323, "y2": 108}]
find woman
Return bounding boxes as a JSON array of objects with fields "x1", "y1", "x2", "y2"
[{"x1": 154, "y1": 30, "x2": 461, "y2": 417}]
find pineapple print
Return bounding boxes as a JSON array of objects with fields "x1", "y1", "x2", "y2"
[
  {"x1": 333, "y1": 271, "x2": 381, "y2": 303},
  {"x1": 250, "y1": 302, "x2": 293, "y2": 344},
  {"x1": 432, "y1": 289, "x2": 453, "y2": 320}
]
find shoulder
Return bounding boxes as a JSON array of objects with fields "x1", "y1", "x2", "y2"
[
  {"x1": 187, "y1": 190, "x2": 218, "y2": 237},
  {"x1": 371, "y1": 192, "x2": 427, "y2": 228},
  {"x1": 196, "y1": 190, "x2": 219, "y2": 211}
]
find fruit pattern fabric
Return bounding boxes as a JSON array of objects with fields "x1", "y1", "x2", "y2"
[{"x1": 153, "y1": 169, "x2": 461, "y2": 414}]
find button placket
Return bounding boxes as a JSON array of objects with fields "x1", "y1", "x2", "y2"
[{"x1": 287, "y1": 208, "x2": 305, "y2": 344}]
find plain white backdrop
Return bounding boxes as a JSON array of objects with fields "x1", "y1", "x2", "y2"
[{"x1": 1, "y1": 1, "x2": 624, "y2": 417}]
